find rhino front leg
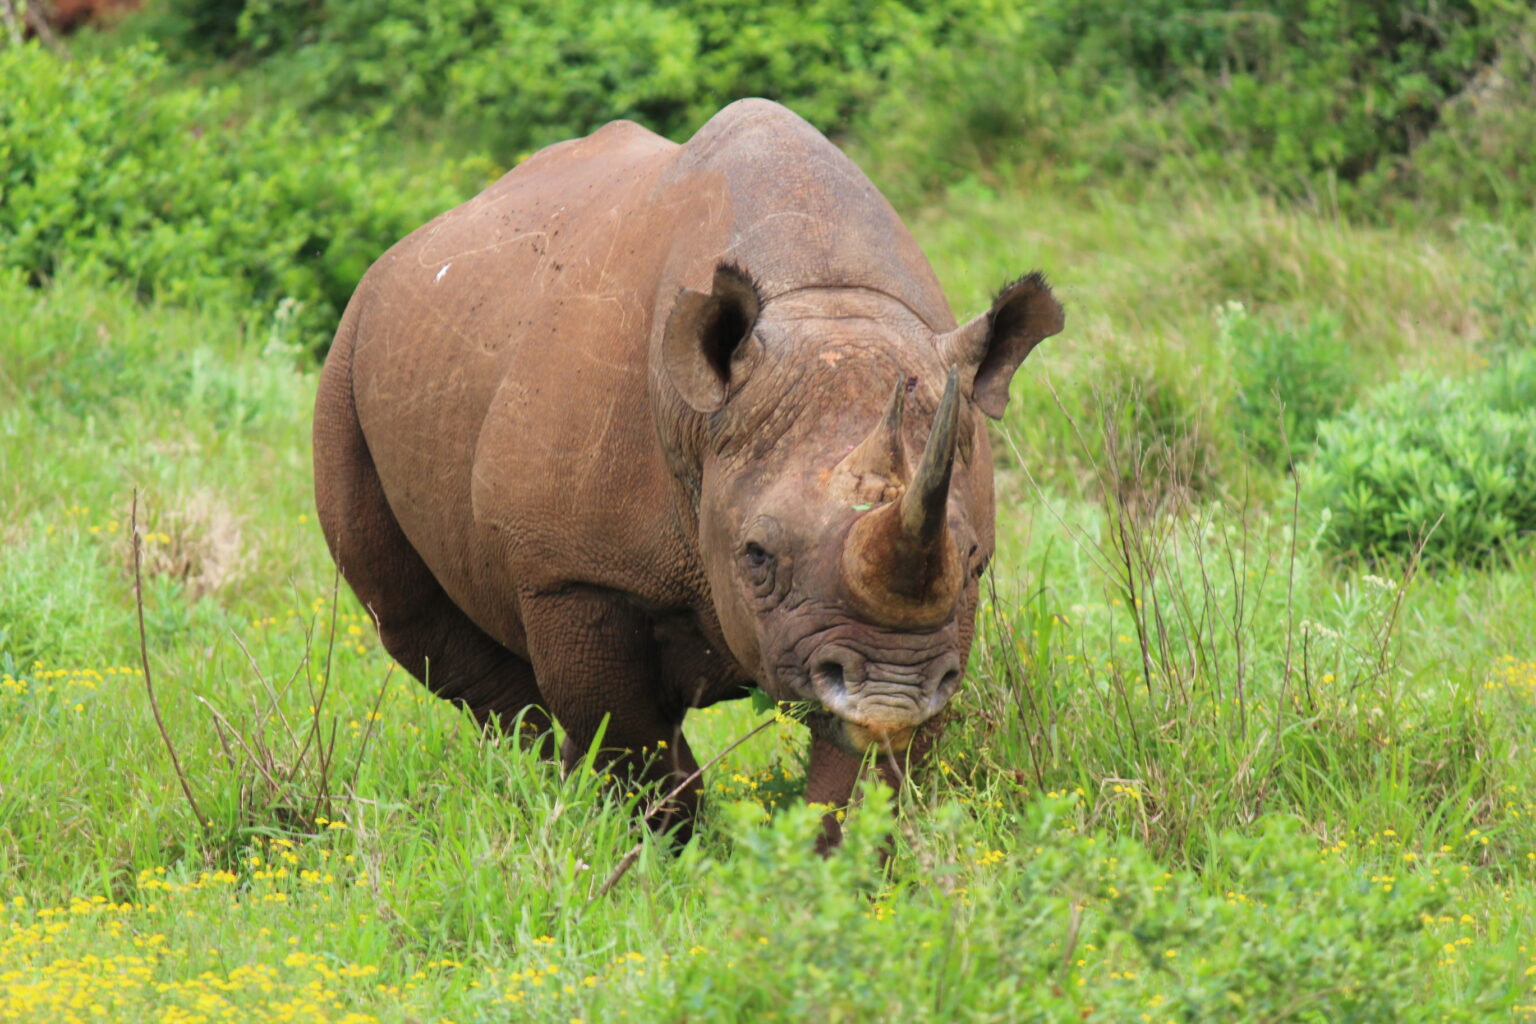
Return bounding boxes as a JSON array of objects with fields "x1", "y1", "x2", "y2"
[
  {"x1": 807, "y1": 715, "x2": 938, "y2": 853},
  {"x1": 521, "y1": 588, "x2": 702, "y2": 842},
  {"x1": 806, "y1": 717, "x2": 866, "y2": 852}
]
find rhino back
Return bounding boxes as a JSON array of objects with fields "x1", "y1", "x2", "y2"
[{"x1": 349, "y1": 120, "x2": 718, "y2": 646}]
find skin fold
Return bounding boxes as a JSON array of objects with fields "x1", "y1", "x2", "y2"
[{"x1": 313, "y1": 99, "x2": 1064, "y2": 844}]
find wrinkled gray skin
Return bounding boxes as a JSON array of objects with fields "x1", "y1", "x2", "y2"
[{"x1": 313, "y1": 99, "x2": 1063, "y2": 844}]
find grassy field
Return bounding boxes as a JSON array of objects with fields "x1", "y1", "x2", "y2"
[{"x1": 4, "y1": 158, "x2": 1536, "y2": 1023}]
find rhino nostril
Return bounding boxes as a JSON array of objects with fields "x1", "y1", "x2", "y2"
[
  {"x1": 936, "y1": 668, "x2": 961, "y2": 698},
  {"x1": 813, "y1": 660, "x2": 846, "y2": 696}
]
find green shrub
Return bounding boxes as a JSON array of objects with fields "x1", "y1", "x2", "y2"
[
  {"x1": 1225, "y1": 301, "x2": 1359, "y2": 467},
  {"x1": 1360, "y1": 14, "x2": 1536, "y2": 224},
  {"x1": 135, "y1": 0, "x2": 1534, "y2": 219},
  {"x1": 152, "y1": 0, "x2": 942, "y2": 158},
  {"x1": 859, "y1": 0, "x2": 1525, "y2": 219},
  {"x1": 0, "y1": 42, "x2": 462, "y2": 346},
  {"x1": 1306, "y1": 350, "x2": 1536, "y2": 565}
]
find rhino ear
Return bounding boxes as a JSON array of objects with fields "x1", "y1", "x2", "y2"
[
  {"x1": 662, "y1": 263, "x2": 762, "y2": 413},
  {"x1": 938, "y1": 271, "x2": 1064, "y2": 419}
]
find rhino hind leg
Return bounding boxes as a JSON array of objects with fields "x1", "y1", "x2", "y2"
[
  {"x1": 314, "y1": 306, "x2": 553, "y2": 748},
  {"x1": 377, "y1": 588, "x2": 553, "y2": 745}
]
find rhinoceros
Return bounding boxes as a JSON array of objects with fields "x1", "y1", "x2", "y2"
[{"x1": 313, "y1": 99, "x2": 1062, "y2": 842}]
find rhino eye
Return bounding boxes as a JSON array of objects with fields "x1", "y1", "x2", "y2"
[
  {"x1": 744, "y1": 542, "x2": 771, "y2": 569},
  {"x1": 739, "y1": 517, "x2": 788, "y2": 605},
  {"x1": 740, "y1": 540, "x2": 788, "y2": 606}
]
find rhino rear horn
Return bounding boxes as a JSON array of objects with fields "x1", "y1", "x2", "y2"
[
  {"x1": 662, "y1": 264, "x2": 762, "y2": 413},
  {"x1": 836, "y1": 375, "x2": 909, "y2": 483}
]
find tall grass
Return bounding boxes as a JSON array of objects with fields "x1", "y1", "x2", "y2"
[
  {"x1": 961, "y1": 389, "x2": 1532, "y2": 869},
  {"x1": 3, "y1": 190, "x2": 1535, "y2": 1019}
]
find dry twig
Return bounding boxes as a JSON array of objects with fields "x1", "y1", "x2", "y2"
[{"x1": 132, "y1": 490, "x2": 208, "y2": 830}]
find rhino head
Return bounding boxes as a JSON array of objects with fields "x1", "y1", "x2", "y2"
[{"x1": 661, "y1": 264, "x2": 1063, "y2": 757}]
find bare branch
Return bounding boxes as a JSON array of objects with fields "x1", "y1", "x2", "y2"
[{"x1": 132, "y1": 490, "x2": 208, "y2": 831}]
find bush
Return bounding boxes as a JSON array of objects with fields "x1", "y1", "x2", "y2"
[
  {"x1": 1225, "y1": 302, "x2": 1359, "y2": 467},
  {"x1": 858, "y1": 0, "x2": 1528, "y2": 219},
  {"x1": 1089, "y1": 345, "x2": 1223, "y2": 505},
  {"x1": 150, "y1": 0, "x2": 943, "y2": 158},
  {"x1": 0, "y1": 42, "x2": 462, "y2": 346},
  {"x1": 1306, "y1": 350, "x2": 1536, "y2": 565},
  {"x1": 1360, "y1": 15, "x2": 1536, "y2": 224},
  {"x1": 132, "y1": 0, "x2": 1535, "y2": 220}
]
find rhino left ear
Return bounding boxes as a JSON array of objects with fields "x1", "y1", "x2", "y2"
[
  {"x1": 938, "y1": 271, "x2": 1064, "y2": 419},
  {"x1": 662, "y1": 263, "x2": 762, "y2": 414}
]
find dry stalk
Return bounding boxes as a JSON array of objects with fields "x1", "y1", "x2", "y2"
[
  {"x1": 1273, "y1": 419, "x2": 1304, "y2": 768},
  {"x1": 347, "y1": 662, "x2": 396, "y2": 796},
  {"x1": 132, "y1": 490, "x2": 208, "y2": 831}
]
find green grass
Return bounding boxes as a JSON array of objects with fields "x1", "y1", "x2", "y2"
[{"x1": 3, "y1": 183, "x2": 1536, "y2": 1021}]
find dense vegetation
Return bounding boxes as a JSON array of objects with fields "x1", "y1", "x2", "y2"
[
  {"x1": 140, "y1": 0, "x2": 1536, "y2": 219},
  {"x1": 3, "y1": 1, "x2": 1535, "y2": 1019}
]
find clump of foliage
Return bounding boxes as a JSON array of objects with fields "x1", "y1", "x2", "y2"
[
  {"x1": 1306, "y1": 349, "x2": 1536, "y2": 565},
  {"x1": 137, "y1": 0, "x2": 1536, "y2": 223},
  {"x1": 858, "y1": 0, "x2": 1530, "y2": 220},
  {"x1": 1363, "y1": 18, "x2": 1536, "y2": 221},
  {"x1": 0, "y1": 42, "x2": 462, "y2": 345},
  {"x1": 147, "y1": 0, "x2": 944, "y2": 157},
  {"x1": 1225, "y1": 302, "x2": 1359, "y2": 467}
]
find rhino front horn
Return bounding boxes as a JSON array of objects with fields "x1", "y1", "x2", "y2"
[
  {"x1": 841, "y1": 370, "x2": 963, "y2": 628},
  {"x1": 901, "y1": 368, "x2": 960, "y2": 548}
]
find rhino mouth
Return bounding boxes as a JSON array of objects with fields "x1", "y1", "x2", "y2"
[{"x1": 815, "y1": 712, "x2": 922, "y2": 759}]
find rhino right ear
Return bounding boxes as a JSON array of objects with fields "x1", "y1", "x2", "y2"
[
  {"x1": 662, "y1": 264, "x2": 762, "y2": 413},
  {"x1": 938, "y1": 271, "x2": 1064, "y2": 419}
]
